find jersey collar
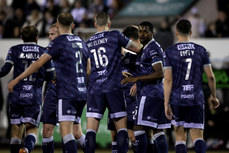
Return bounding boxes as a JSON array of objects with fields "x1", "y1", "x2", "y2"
[
  {"x1": 61, "y1": 33, "x2": 73, "y2": 35},
  {"x1": 24, "y1": 42, "x2": 36, "y2": 44},
  {"x1": 143, "y1": 38, "x2": 155, "y2": 50}
]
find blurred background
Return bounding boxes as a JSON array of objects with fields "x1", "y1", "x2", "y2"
[{"x1": 0, "y1": 0, "x2": 228, "y2": 151}]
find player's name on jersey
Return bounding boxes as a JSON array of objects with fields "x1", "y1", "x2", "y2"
[
  {"x1": 87, "y1": 38, "x2": 108, "y2": 47},
  {"x1": 22, "y1": 46, "x2": 39, "y2": 52},
  {"x1": 179, "y1": 50, "x2": 194, "y2": 57},
  {"x1": 19, "y1": 52, "x2": 41, "y2": 59}
]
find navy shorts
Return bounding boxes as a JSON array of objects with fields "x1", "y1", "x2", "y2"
[
  {"x1": 107, "y1": 86, "x2": 138, "y2": 130},
  {"x1": 87, "y1": 89, "x2": 127, "y2": 119},
  {"x1": 58, "y1": 98, "x2": 86, "y2": 123},
  {"x1": 123, "y1": 85, "x2": 138, "y2": 126},
  {"x1": 74, "y1": 100, "x2": 86, "y2": 124},
  {"x1": 9, "y1": 103, "x2": 42, "y2": 127},
  {"x1": 136, "y1": 95, "x2": 171, "y2": 129},
  {"x1": 41, "y1": 87, "x2": 58, "y2": 125},
  {"x1": 170, "y1": 104, "x2": 204, "y2": 129}
]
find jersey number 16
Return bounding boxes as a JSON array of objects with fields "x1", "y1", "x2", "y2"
[{"x1": 90, "y1": 47, "x2": 108, "y2": 68}]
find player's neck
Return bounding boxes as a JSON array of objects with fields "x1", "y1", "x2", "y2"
[
  {"x1": 97, "y1": 26, "x2": 109, "y2": 32},
  {"x1": 59, "y1": 28, "x2": 72, "y2": 35},
  {"x1": 177, "y1": 35, "x2": 189, "y2": 42}
]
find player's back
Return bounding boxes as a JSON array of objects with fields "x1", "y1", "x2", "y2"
[
  {"x1": 47, "y1": 34, "x2": 88, "y2": 100},
  {"x1": 7, "y1": 43, "x2": 48, "y2": 105},
  {"x1": 164, "y1": 42, "x2": 210, "y2": 106},
  {"x1": 86, "y1": 30, "x2": 130, "y2": 94}
]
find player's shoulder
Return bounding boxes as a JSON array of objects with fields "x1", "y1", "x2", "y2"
[
  {"x1": 110, "y1": 30, "x2": 125, "y2": 38},
  {"x1": 164, "y1": 44, "x2": 176, "y2": 52},
  {"x1": 147, "y1": 39, "x2": 163, "y2": 51},
  {"x1": 109, "y1": 30, "x2": 121, "y2": 34},
  {"x1": 192, "y1": 42, "x2": 206, "y2": 51}
]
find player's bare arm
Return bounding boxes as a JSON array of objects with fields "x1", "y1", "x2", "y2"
[
  {"x1": 121, "y1": 62, "x2": 163, "y2": 85},
  {"x1": 204, "y1": 65, "x2": 220, "y2": 108},
  {"x1": 87, "y1": 58, "x2": 91, "y2": 76},
  {"x1": 126, "y1": 40, "x2": 142, "y2": 53},
  {"x1": 8, "y1": 53, "x2": 52, "y2": 92},
  {"x1": 129, "y1": 83, "x2": 137, "y2": 97},
  {"x1": 163, "y1": 68, "x2": 174, "y2": 120}
]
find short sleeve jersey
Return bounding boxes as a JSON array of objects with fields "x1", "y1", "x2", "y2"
[
  {"x1": 46, "y1": 34, "x2": 89, "y2": 100},
  {"x1": 136, "y1": 39, "x2": 164, "y2": 97},
  {"x1": 164, "y1": 42, "x2": 211, "y2": 106},
  {"x1": 6, "y1": 43, "x2": 53, "y2": 105},
  {"x1": 86, "y1": 30, "x2": 130, "y2": 94}
]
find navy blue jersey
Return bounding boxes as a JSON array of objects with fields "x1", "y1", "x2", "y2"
[
  {"x1": 122, "y1": 51, "x2": 138, "y2": 76},
  {"x1": 46, "y1": 34, "x2": 88, "y2": 100},
  {"x1": 164, "y1": 42, "x2": 211, "y2": 106},
  {"x1": 86, "y1": 30, "x2": 131, "y2": 93},
  {"x1": 121, "y1": 51, "x2": 139, "y2": 89},
  {"x1": 6, "y1": 43, "x2": 53, "y2": 105},
  {"x1": 136, "y1": 39, "x2": 164, "y2": 97}
]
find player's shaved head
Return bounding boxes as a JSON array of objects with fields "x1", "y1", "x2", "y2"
[
  {"x1": 176, "y1": 19, "x2": 192, "y2": 35},
  {"x1": 139, "y1": 21, "x2": 154, "y2": 33},
  {"x1": 57, "y1": 12, "x2": 74, "y2": 27},
  {"x1": 95, "y1": 12, "x2": 110, "y2": 26},
  {"x1": 21, "y1": 25, "x2": 38, "y2": 42}
]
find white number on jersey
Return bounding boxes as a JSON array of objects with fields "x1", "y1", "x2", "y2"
[
  {"x1": 90, "y1": 47, "x2": 108, "y2": 68},
  {"x1": 22, "y1": 60, "x2": 35, "y2": 81},
  {"x1": 184, "y1": 58, "x2": 192, "y2": 80},
  {"x1": 75, "y1": 51, "x2": 83, "y2": 73}
]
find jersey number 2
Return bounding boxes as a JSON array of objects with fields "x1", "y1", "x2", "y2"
[{"x1": 75, "y1": 51, "x2": 83, "y2": 73}]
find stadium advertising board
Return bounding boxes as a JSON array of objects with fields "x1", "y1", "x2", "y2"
[{"x1": 119, "y1": 0, "x2": 195, "y2": 16}]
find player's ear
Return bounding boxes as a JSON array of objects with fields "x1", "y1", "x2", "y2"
[
  {"x1": 71, "y1": 23, "x2": 75, "y2": 30},
  {"x1": 175, "y1": 29, "x2": 178, "y2": 37},
  {"x1": 108, "y1": 21, "x2": 111, "y2": 28},
  {"x1": 189, "y1": 30, "x2": 192, "y2": 36},
  {"x1": 35, "y1": 36, "x2": 38, "y2": 44}
]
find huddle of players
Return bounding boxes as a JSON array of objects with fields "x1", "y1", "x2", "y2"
[{"x1": 2, "y1": 11, "x2": 219, "y2": 153}]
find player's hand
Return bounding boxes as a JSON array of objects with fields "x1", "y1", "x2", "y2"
[
  {"x1": 8, "y1": 79, "x2": 19, "y2": 93},
  {"x1": 121, "y1": 76, "x2": 138, "y2": 85},
  {"x1": 210, "y1": 95, "x2": 220, "y2": 109},
  {"x1": 51, "y1": 80, "x2": 56, "y2": 86},
  {"x1": 164, "y1": 104, "x2": 174, "y2": 120},
  {"x1": 129, "y1": 83, "x2": 137, "y2": 97},
  {"x1": 122, "y1": 71, "x2": 133, "y2": 78}
]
